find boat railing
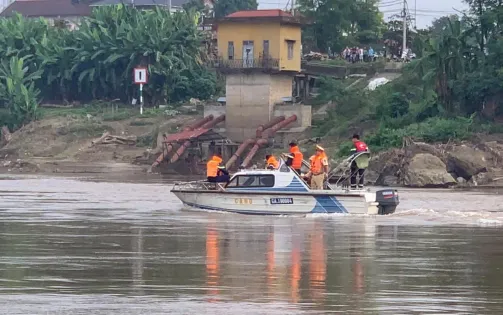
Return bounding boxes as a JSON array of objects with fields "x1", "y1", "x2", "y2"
[
  {"x1": 328, "y1": 152, "x2": 370, "y2": 188},
  {"x1": 172, "y1": 180, "x2": 225, "y2": 191}
]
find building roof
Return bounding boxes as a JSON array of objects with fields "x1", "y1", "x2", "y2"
[
  {"x1": 0, "y1": 0, "x2": 92, "y2": 17},
  {"x1": 218, "y1": 9, "x2": 302, "y2": 25},
  {"x1": 226, "y1": 9, "x2": 293, "y2": 18},
  {"x1": 90, "y1": 0, "x2": 191, "y2": 7}
]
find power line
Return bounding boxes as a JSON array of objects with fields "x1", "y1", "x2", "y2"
[
  {"x1": 379, "y1": 0, "x2": 401, "y2": 4},
  {"x1": 380, "y1": 3, "x2": 401, "y2": 8}
]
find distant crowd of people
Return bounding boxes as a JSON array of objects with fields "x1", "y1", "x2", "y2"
[{"x1": 341, "y1": 47, "x2": 376, "y2": 63}]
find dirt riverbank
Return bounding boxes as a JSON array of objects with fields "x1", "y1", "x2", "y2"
[
  {"x1": 0, "y1": 109, "x2": 198, "y2": 175},
  {"x1": 1, "y1": 111, "x2": 503, "y2": 188}
]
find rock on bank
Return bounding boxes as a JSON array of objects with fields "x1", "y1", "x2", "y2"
[{"x1": 367, "y1": 140, "x2": 503, "y2": 188}]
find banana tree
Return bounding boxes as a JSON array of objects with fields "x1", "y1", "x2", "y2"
[
  {"x1": 0, "y1": 56, "x2": 42, "y2": 126},
  {"x1": 415, "y1": 18, "x2": 468, "y2": 114},
  {"x1": 0, "y1": 6, "x2": 213, "y2": 107}
]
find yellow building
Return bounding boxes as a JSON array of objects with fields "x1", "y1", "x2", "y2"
[
  {"x1": 214, "y1": 10, "x2": 308, "y2": 142},
  {"x1": 216, "y1": 9, "x2": 302, "y2": 72}
]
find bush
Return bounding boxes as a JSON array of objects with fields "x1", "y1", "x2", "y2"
[
  {"x1": 0, "y1": 6, "x2": 215, "y2": 112},
  {"x1": 0, "y1": 56, "x2": 42, "y2": 128},
  {"x1": 366, "y1": 116, "x2": 475, "y2": 152},
  {"x1": 376, "y1": 92, "x2": 409, "y2": 119},
  {"x1": 335, "y1": 141, "x2": 355, "y2": 157}
]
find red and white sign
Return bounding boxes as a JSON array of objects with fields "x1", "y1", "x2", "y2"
[{"x1": 133, "y1": 67, "x2": 148, "y2": 84}]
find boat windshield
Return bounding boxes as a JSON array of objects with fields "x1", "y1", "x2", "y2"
[{"x1": 226, "y1": 174, "x2": 275, "y2": 188}]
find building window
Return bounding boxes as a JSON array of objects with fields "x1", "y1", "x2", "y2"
[
  {"x1": 228, "y1": 41, "x2": 234, "y2": 60},
  {"x1": 242, "y1": 40, "x2": 254, "y2": 67},
  {"x1": 263, "y1": 40, "x2": 269, "y2": 58},
  {"x1": 287, "y1": 40, "x2": 295, "y2": 60}
]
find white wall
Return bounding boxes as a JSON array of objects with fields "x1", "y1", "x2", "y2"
[{"x1": 0, "y1": 0, "x2": 14, "y2": 12}]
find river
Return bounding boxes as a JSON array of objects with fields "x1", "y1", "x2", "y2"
[{"x1": 1, "y1": 174, "x2": 503, "y2": 314}]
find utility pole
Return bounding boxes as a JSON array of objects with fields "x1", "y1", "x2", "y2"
[
  {"x1": 414, "y1": 0, "x2": 417, "y2": 29},
  {"x1": 291, "y1": 0, "x2": 295, "y2": 16},
  {"x1": 402, "y1": 0, "x2": 407, "y2": 59},
  {"x1": 168, "y1": 0, "x2": 171, "y2": 12}
]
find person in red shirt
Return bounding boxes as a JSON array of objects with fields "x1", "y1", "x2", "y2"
[{"x1": 350, "y1": 134, "x2": 369, "y2": 189}]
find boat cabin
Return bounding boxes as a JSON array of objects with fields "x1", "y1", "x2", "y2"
[{"x1": 225, "y1": 164, "x2": 310, "y2": 192}]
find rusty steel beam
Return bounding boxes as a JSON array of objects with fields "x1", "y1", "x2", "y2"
[
  {"x1": 240, "y1": 115, "x2": 297, "y2": 168},
  {"x1": 169, "y1": 114, "x2": 226, "y2": 164}
]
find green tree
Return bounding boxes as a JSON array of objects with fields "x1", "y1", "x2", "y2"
[
  {"x1": 463, "y1": 0, "x2": 502, "y2": 52},
  {"x1": 415, "y1": 18, "x2": 467, "y2": 113},
  {"x1": 183, "y1": 0, "x2": 205, "y2": 12},
  {"x1": 297, "y1": 0, "x2": 383, "y2": 52},
  {"x1": 213, "y1": 0, "x2": 258, "y2": 18}
]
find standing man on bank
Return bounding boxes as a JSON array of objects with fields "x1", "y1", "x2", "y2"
[
  {"x1": 289, "y1": 140, "x2": 304, "y2": 174},
  {"x1": 305, "y1": 145, "x2": 329, "y2": 190}
]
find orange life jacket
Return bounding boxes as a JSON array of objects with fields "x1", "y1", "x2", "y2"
[
  {"x1": 310, "y1": 154, "x2": 325, "y2": 174},
  {"x1": 266, "y1": 156, "x2": 279, "y2": 169},
  {"x1": 289, "y1": 145, "x2": 303, "y2": 169},
  {"x1": 207, "y1": 156, "x2": 223, "y2": 177}
]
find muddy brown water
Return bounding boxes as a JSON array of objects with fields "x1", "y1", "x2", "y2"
[{"x1": 1, "y1": 174, "x2": 503, "y2": 314}]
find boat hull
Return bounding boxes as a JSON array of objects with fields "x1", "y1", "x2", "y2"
[{"x1": 171, "y1": 190, "x2": 371, "y2": 215}]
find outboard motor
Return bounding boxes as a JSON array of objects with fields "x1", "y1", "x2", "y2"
[{"x1": 375, "y1": 189, "x2": 399, "y2": 215}]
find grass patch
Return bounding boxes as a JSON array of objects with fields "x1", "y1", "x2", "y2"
[
  {"x1": 136, "y1": 107, "x2": 181, "y2": 118},
  {"x1": 40, "y1": 101, "x2": 112, "y2": 118},
  {"x1": 130, "y1": 119, "x2": 154, "y2": 126},
  {"x1": 66, "y1": 122, "x2": 114, "y2": 138},
  {"x1": 102, "y1": 110, "x2": 135, "y2": 121}
]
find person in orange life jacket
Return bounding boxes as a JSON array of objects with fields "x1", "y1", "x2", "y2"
[
  {"x1": 304, "y1": 145, "x2": 329, "y2": 190},
  {"x1": 265, "y1": 154, "x2": 279, "y2": 170},
  {"x1": 207, "y1": 153, "x2": 229, "y2": 183},
  {"x1": 288, "y1": 140, "x2": 304, "y2": 174},
  {"x1": 284, "y1": 153, "x2": 294, "y2": 166},
  {"x1": 350, "y1": 134, "x2": 369, "y2": 189}
]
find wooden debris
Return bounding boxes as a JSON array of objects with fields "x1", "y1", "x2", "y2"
[
  {"x1": 1, "y1": 126, "x2": 11, "y2": 145},
  {"x1": 91, "y1": 132, "x2": 137, "y2": 146}
]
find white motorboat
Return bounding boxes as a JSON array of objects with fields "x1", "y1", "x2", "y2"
[{"x1": 171, "y1": 160, "x2": 399, "y2": 215}]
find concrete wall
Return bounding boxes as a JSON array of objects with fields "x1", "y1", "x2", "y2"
[
  {"x1": 225, "y1": 73, "x2": 294, "y2": 142},
  {"x1": 269, "y1": 75, "x2": 293, "y2": 106},
  {"x1": 225, "y1": 73, "x2": 272, "y2": 141},
  {"x1": 274, "y1": 105, "x2": 312, "y2": 129}
]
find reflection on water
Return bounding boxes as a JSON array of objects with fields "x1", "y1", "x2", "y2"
[
  {"x1": 1, "y1": 175, "x2": 503, "y2": 314},
  {"x1": 309, "y1": 222, "x2": 326, "y2": 303},
  {"x1": 206, "y1": 224, "x2": 219, "y2": 299}
]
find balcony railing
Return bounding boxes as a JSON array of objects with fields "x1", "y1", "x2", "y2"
[{"x1": 209, "y1": 58, "x2": 280, "y2": 70}]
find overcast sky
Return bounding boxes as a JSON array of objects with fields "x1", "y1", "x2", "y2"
[{"x1": 258, "y1": 0, "x2": 469, "y2": 29}]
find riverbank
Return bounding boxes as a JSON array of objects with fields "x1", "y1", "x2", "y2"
[
  {"x1": 0, "y1": 106, "x2": 197, "y2": 175},
  {"x1": 1, "y1": 107, "x2": 503, "y2": 188}
]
